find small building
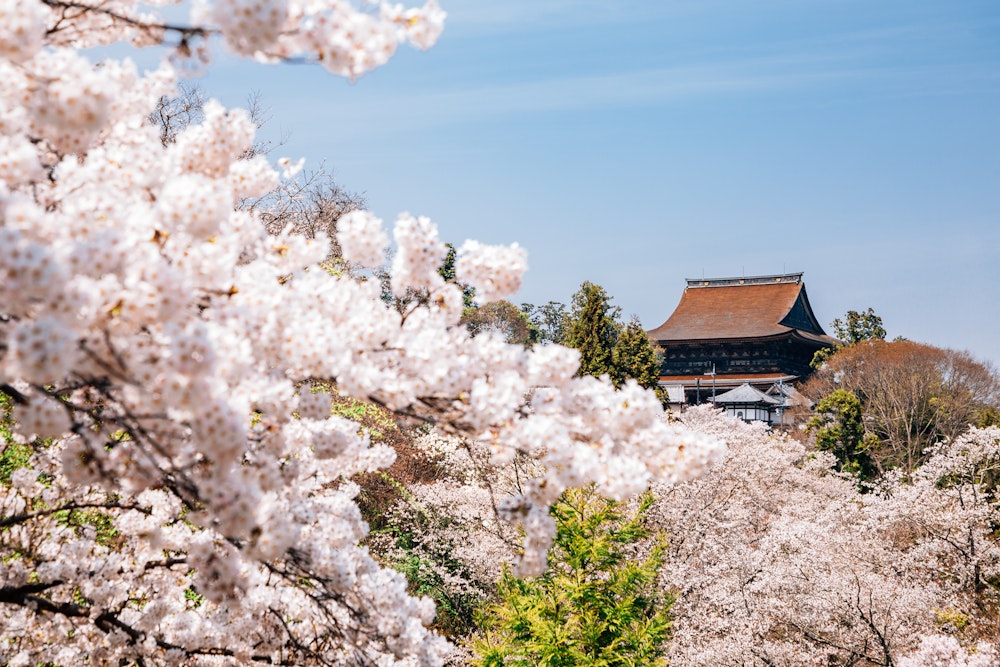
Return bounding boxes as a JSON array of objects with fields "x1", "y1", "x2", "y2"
[
  {"x1": 648, "y1": 273, "x2": 837, "y2": 405},
  {"x1": 709, "y1": 383, "x2": 781, "y2": 423},
  {"x1": 661, "y1": 384, "x2": 688, "y2": 415},
  {"x1": 766, "y1": 382, "x2": 813, "y2": 426}
]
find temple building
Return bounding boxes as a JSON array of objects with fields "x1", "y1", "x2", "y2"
[{"x1": 648, "y1": 273, "x2": 838, "y2": 420}]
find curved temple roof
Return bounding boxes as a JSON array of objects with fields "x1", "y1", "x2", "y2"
[
  {"x1": 647, "y1": 273, "x2": 838, "y2": 345},
  {"x1": 709, "y1": 382, "x2": 782, "y2": 405}
]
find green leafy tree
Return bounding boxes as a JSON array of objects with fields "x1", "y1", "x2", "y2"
[
  {"x1": 521, "y1": 301, "x2": 569, "y2": 345},
  {"x1": 806, "y1": 389, "x2": 877, "y2": 481},
  {"x1": 565, "y1": 282, "x2": 621, "y2": 378},
  {"x1": 811, "y1": 307, "x2": 887, "y2": 369},
  {"x1": 472, "y1": 487, "x2": 672, "y2": 667},
  {"x1": 805, "y1": 341, "x2": 1000, "y2": 474},
  {"x1": 831, "y1": 308, "x2": 887, "y2": 344},
  {"x1": 461, "y1": 300, "x2": 537, "y2": 346},
  {"x1": 611, "y1": 317, "x2": 662, "y2": 391},
  {"x1": 975, "y1": 405, "x2": 1000, "y2": 428}
]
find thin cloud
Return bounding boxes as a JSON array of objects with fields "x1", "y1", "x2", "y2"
[{"x1": 291, "y1": 55, "x2": 997, "y2": 143}]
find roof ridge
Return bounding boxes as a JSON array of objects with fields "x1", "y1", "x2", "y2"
[{"x1": 684, "y1": 273, "x2": 803, "y2": 288}]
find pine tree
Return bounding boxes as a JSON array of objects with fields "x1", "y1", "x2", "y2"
[
  {"x1": 565, "y1": 282, "x2": 620, "y2": 378},
  {"x1": 811, "y1": 307, "x2": 887, "y2": 368},
  {"x1": 806, "y1": 389, "x2": 878, "y2": 481},
  {"x1": 472, "y1": 487, "x2": 672, "y2": 667},
  {"x1": 611, "y1": 317, "x2": 662, "y2": 390},
  {"x1": 831, "y1": 308, "x2": 887, "y2": 345}
]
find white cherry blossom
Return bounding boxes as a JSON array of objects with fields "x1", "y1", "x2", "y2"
[{"x1": 0, "y1": 1, "x2": 725, "y2": 663}]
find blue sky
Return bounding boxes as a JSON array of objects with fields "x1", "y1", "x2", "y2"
[{"x1": 190, "y1": 0, "x2": 999, "y2": 366}]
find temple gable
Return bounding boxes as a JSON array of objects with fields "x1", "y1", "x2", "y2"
[{"x1": 648, "y1": 273, "x2": 837, "y2": 412}]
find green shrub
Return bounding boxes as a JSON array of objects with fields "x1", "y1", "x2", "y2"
[{"x1": 472, "y1": 487, "x2": 672, "y2": 667}]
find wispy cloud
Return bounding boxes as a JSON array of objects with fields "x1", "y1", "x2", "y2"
[{"x1": 283, "y1": 53, "x2": 997, "y2": 143}]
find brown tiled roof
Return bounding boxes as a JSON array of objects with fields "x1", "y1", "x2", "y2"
[{"x1": 647, "y1": 276, "x2": 837, "y2": 345}]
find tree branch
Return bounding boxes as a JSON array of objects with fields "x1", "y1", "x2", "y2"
[{"x1": 0, "y1": 500, "x2": 151, "y2": 529}]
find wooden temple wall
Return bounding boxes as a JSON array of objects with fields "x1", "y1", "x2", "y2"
[{"x1": 658, "y1": 340, "x2": 815, "y2": 378}]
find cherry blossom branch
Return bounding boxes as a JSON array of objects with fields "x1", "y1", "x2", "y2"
[
  {"x1": 41, "y1": 0, "x2": 209, "y2": 43},
  {"x1": 0, "y1": 500, "x2": 151, "y2": 528},
  {"x1": 1, "y1": 580, "x2": 293, "y2": 664},
  {"x1": 0, "y1": 383, "x2": 28, "y2": 405}
]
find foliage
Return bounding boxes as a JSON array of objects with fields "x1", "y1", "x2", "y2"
[
  {"x1": 974, "y1": 405, "x2": 1000, "y2": 428},
  {"x1": 806, "y1": 388, "x2": 877, "y2": 480},
  {"x1": 804, "y1": 340, "x2": 1000, "y2": 474},
  {"x1": 0, "y1": 441, "x2": 32, "y2": 487},
  {"x1": 809, "y1": 345, "x2": 836, "y2": 369},
  {"x1": 367, "y1": 429, "x2": 528, "y2": 650},
  {"x1": 439, "y1": 243, "x2": 476, "y2": 308},
  {"x1": 811, "y1": 306, "x2": 887, "y2": 368},
  {"x1": 461, "y1": 300, "x2": 536, "y2": 346},
  {"x1": 1, "y1": 395, "x2": 30, "y2": 486},
  {"x1": 611, "y1": 316, "x2": 662, "y2": 391},
  {"x1": 328, "y1": 388, "x2": 399, "y2": 441},
  {"x1": 364, "y1": 412, "x2": 1000, "y2": 667},
  {"x1": 521, "y1": 301, "x2": 569, "y2": 345},
  {"x1": 651, "y1": 407, "x2": 1000, "y2": 665},
  {"x1": 473, "y1": 486, "x2": 672, "y2": 667},
  {"x1": 565, "y1": 282, "x2": 622, "y2": 378},
  {"x1": 563, "y1": 284, "x2": 664, "y2": 394},
  {"x1": 832, "y1": 307, "x2": 887, "y2": 344},
  {"x1": 0, "y1": 2, "x2": 727, "y2": 665},
  {"x1": 54, "y1": 505, "x2": 122, "y2": 549}
]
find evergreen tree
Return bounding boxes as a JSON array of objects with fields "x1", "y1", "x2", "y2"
[
  {"x1": 611, "y1": 317, "x2": 662, "y2": 390},
  {"x1": 472, "y1": 487, "x2": 672, "y2": 667},
  {"x1": 565, "y1": 282, "x2": 620, "y2": 378},
  {"x1": 812, "y1": 307, "x2": 887, "y2": 368},
  {"x1": 832, "y1": 308, "x2": 887, "y2": 345},
  {"x1": 806, "y1": 389, "x2": 878, "y2": 481}
]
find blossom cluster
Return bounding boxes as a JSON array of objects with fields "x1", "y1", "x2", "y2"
[
  {"x1": 650, "y1": 408, "x2": 1000, "y2": 665},
  {"x1": 455, "y1": 240, "x2": 528, "y2": 305},
  {"x1": 357, "y1": 409, "x2": 1000, "y2": 664},
  {"x1": 898, "y1": 635, "x2": 998, "y2": 667},
  {"x1": 0, "y1": 1, "x2": 724, "y2": 664},
  {"x1": 23, "y1": 0, "x2": 446, "y2": 80}
]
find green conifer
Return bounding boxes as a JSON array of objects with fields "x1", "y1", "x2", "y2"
[
  {"x1": 472, "y1": 487, "x2": 672, "y2": 667},
  {"x1": 807, "y1": 388, "x2": 878, "y2": 481},
  {"x1": 565, "y1": 282, "x2": 620, "y2": 378},
  {"x1": 611, "y1": 317, "x2": 662, "y2": 390}
]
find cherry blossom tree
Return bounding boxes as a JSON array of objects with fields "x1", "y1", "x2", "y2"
[
  {"x1": 353, "y1": 413, "x2": 1000, "y2": 666},
  {"x1": 651, "y1": 407, "x2": 1000, "y2": 666},
  {"x1": 0, "y1": 1, "x2": 724, "y2": 664},
  {"x1": 898, "y1": 635, "x2": 998, "y2": 667},
  {"x1": 366, "y1": 428, "x2": 528, "y2": 652}
]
